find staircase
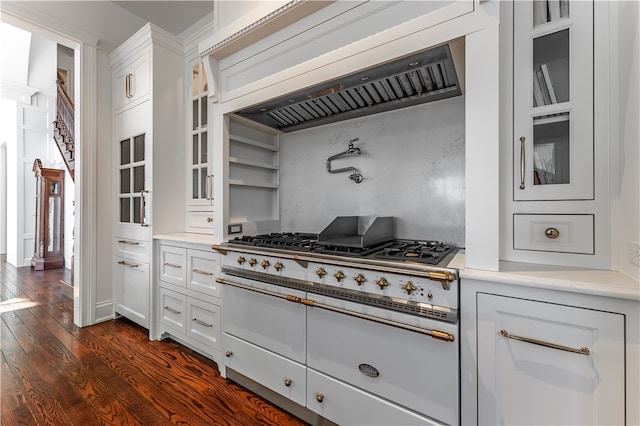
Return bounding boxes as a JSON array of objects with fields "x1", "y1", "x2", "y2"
[{"x1": 53, "y1": 73, "x2": 75, "y2": 181}]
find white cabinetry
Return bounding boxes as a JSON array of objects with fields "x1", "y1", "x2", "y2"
[
  {"x1": 109, "y1": 24, "x2": 184, "y2": 330},
  {"x1": 477, "y1": 293, "x2": 624, "y2": 425},
  {"x1": 155, "y1": 239, "x2": 222, "y2": 363},
  {"x1": 503, "y1": 0, "x2": 609, "y2": 268}
]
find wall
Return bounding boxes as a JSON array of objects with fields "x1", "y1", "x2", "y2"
[{"x1": 279, "y1": 95, "x2": 465, "y2": 247}]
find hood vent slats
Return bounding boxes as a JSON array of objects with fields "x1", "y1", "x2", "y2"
[{"x1": 237, "y1": 43, "x2": 463, "y2": 133}]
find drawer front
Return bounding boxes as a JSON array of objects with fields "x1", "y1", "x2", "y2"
[
  {"x1": 307, "y1": 369, "x2": 439, "y2": 426},
  {"x1": 187, "y1": 250, "x2": 220, "y2": 297},
  {"x1": 187, "y1": 298, "x2": 221, "y2": 350},
  {"x1": 114, "y1": 257, "x2": 149, "y2": 328},
  {"x1": 115, "y1": 237, "x2": 149, "y2": 263},
  {"x1": 224, "y1": 333, "x2": 306, "y2": 407},
  {"x1": 513, "y1": 214, "x2": 594, "y2": 254},
  {"x1": 187, "y1": 211, "x2": 214, "y2": 231},
  {"x1": 159, "y1": 245, "x2": 187, "y2": 286},
  {"x1": 159, "y1": 287, "x2": 187, "y2": 333}
]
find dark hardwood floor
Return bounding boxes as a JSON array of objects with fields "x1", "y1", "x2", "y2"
[{"x1": 0, "y1": 256, "x2": 307, "y2": 425}]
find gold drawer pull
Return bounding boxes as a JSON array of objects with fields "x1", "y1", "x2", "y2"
[
  {"x1": 315, "y1": 393, "x2": 324, "y2": 403},
  {"x1": 164, "y1": 262, "x2": 182, "y2": 269},
  {"x1": 118, "y1": 239, "x2": 139, "y2": 245},
  {"x1": 225, "y1": 351, "x2": 233, "y2": 358},
  {"x1": 192, "y1": 318, "x2": 213, "y2": 328},
  {"x1": 500, "y1": 329, "x2": 590, "y2": 355},
  {"x1": 164, "y1": 306, "x2": 181, "y2": 315},
  {"x1": 544, "y1": 227, "x2": 560, "y2": 239},
  {"x1": 284, "y1": 378, "x2": 292, "y2": 387},
  {"x1": 192, "y1": 268, "x2": 213, "y2": 276},
  {"x1": 117, "y1": 260, "x2": 139, "y2": 268}
]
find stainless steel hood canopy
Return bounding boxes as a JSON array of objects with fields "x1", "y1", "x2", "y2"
[{"x1": 236, "y1": 41, "x2": 464, "y2": 133}]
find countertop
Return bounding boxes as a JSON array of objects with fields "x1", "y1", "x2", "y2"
[
  {"x1": 450, "y1": 252, "x2": 640, "y2": 302},
  {"x1": 154, "y1": 232, "x2": 217, "y2": 245}
]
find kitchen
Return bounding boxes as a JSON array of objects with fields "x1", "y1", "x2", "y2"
[{"x1": 1, "y1": 0, "x2": 638, "y2": 425}]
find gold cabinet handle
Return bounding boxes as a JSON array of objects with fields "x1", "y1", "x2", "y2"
[
  {"x1": 519, "y1": 136, "x2": 526, "y2": 189},
  {"x1": 225, "y1": 351, "x2": 233, "y2": 358},
  {"x1": 118, "y1": 239, "x2": 139, "y2": 245},
  {"x1": 164, "y1": 306, "x2": 180, "y2": 315},
  {"x1": 192, "y1": 318, "x2": 213, "y2": 328},
  {"x1": 117, "y1": 260, "x2": 139, "y2": 268},
  {"x1": 207, "y1": 217, "x2": 213, "y2": 223},
  {"x1": 284, "y1": 378, "x2": 292, "y2": 387},
  {"x1": 544, "y1": 227, "x2": 560, "y2": 239},
  {"x1": 206, "y1": 175, "x2": 214, "y2": 201},
  {"x1": 315, "y1": 393, "x2": 324, "y2": 403},
  {"x1": 140, "y1": 189, "x2": 149, "y2": 227},
  {"x1": 164, "y1": 262, "x2": 181, "y2": 269},
  {"x1": 192, "y1": 268, "x2": 213, "y2": 276},
  {"x1": 500, "y1": 329, "x2": 590, "y2": 355}
]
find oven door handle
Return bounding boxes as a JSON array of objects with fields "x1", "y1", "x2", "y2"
[{"x1": 216, "y1": 277, "x2": 455, "y2": 342}]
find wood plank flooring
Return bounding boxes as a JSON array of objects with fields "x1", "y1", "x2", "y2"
[{"x1": 0, "y1": 257, "x2": 307, "y2": 426}]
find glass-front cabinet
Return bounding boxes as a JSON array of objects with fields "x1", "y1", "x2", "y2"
[
  {"x1": 31, "y1": 159, "x2": 65, "y2": 270},
  {"x1": 513, "y1": 0, "x2": 593, "y2": 200},
  {"x1": 189, "y1": 60, "x2": 212, "y2": 207}
]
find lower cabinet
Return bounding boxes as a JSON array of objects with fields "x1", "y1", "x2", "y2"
[
  {"x1": 476, "y1": 292, "x2": 625, "y2": 425},
  {"x1": 155, "y1": 240, "x2": 221, "y2": 362},
  {"x1": 114, "y1": 256, "x2": 150, "y2": 328}
]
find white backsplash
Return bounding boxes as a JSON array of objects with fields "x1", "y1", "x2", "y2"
[{"x1": 279, "y1": 95, "x2": 466, "y2": 247}]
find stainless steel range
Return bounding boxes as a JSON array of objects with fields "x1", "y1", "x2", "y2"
[{"x1": 214, "y1": 217, "x2": 460, "y2": 425}]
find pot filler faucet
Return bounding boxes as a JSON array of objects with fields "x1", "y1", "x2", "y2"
[{"x1": 326, "y1": 138, "x2": 363, "y2": 183}]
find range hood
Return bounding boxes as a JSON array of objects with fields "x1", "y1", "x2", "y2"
[{"x1": 236, "y1": 39, "x2": 464, "y2": 133}]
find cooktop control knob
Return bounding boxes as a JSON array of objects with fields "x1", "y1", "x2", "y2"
[
  {"x1": 376, "y1": 277, "x2": 389, "y2": 290},
  {"x1": 261, "y1": 260, "x2": 270, "y2": 269},
  {"x1": 249, "y1": 258, "x2": 257, "y2": 267},
  {"x1": 354, "y1": 274, "x2": 366, "y2": 286},
  {"x1": 334, "y1": 271, "x2": 345, "y2": 282},
  {"x1": 274, "y1": 262, "x2": 284, "y2": 272},
  {"x1": 401, "y1": 281, "x2": 417, "y2": 295},
  {"x1": 316, "y1": 267, "x2": 327, "y2": 278},
  {"x1": 237, "y1": 256, "x2": 246, "y2": 265}
]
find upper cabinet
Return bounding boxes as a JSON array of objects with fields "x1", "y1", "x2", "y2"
[
  {"x1": 113, "y1": 50, "x2": 151, "y2": 113},
  {"x1": 513, "y1": 0, "x2": 593, "y2": 201}
]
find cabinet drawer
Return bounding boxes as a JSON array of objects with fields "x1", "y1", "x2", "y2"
[
  {"x1": 513, "y1": 214, "x2": 594, "y2": 254},
  {"x1": 187, "y1": 298, "x2": 221, "y2": 350},
  {"x1": 159, "y1": 287, "x2": 187, "y2": 333},
  {"x1": 187, "y1": 250, "x2": 220, "y2": 298},
  {"x1": 307, "y1": 369, "x2": 437, "y2": 426},
  {"x1": 187, "y1": 211, "x2": 214, "y2": 231},
  {"x1": 223, "y1": 333, "x2": 306, "y2": 407},
  {"x1": 115, "y1": 237, "x2": 149, "y2": 263},
  {"x1": 159, "y1": 245, "x2": 187, "y2": 286}
]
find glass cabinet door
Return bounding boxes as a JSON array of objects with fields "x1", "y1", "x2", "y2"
[
  {"x1": 119, "y1": 133, "x2": 148, "y2": 226},
  {"x1": 189, "y1": 60, "x2": 212, "y2": 206},
  {"x1": 514, "y1": 0, "x2": 593, "y2": 201}
]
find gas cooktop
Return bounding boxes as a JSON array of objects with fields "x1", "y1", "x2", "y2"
[{"x1": 227, "y1": 232, "x2": 456, "y2": 266}]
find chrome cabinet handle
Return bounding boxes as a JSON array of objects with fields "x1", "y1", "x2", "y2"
[
  {"x1": 192, "y1": 268, "x2": 213, "y2": 276},
  {"x1": 206, "y1": 175, "x2": 214, "y2": 200},
  {"x1": 117, "y1": 260, "x2": 139, "y2": 268},
  {"x1": 164, "y1": 262, "x2": 182, "y2": 269},
  {"x1": 118, "y1": 239, "x2": 139, "y2": 245},
  {"x1": 192, "y1": 318, "x2": 213, "y2": 328},
  {"x1": 125, "y1": 73, "x2": 132, "y2": 98},
  {"x1": 500, "y1": 329, "x2": 590, "y2": 355},
  {"x1": 519, "y1": 136, "x2": 526, "y2": 190},
  {"x1": 140, "y1": 189, "x2": 149, "y2": 227},
  {"x1": 164, "y1": 306, "x2": 180, "y2": 315}
]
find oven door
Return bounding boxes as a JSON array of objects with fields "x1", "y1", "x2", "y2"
[{"x1": 306, "y1": 297, "x2": 459, "y2": 425}]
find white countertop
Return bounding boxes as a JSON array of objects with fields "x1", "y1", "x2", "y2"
[
  {"x1": 451, "y1": 252, "x2": 640, "y2": 301},
  {"x1": 154, "y1": 232, "x2": 217, "y2": 245}
]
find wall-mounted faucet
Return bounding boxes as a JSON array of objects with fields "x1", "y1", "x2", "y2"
[{"x1": 326, "y1": 138, "x2": 363, "y2": 183}]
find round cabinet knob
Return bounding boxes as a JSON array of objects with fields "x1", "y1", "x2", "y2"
[
  {"x1": 315, "y1": 393, "x2": 324, "y2": 403},
  {"x1": 354, "y1": 274, "x2": 366, "y2": 286},
  {"x1": 316, "y1": 267, "x2": 327, "y2": 278},
  {"x1": 376, "y1": 277, "x2": 389, "y2": 290},
  {"x1": 284, "y1": 378, "x2": 292, "y2": 387},
  {"x1": 401, "y1": 281, "x2": 417, "y2": 295},
  {"x1": 334, "y1": 271, "x2": 345, "y2": 282},
  {"x1": 274, "y1": 262, "x2": 284, "y2": 272},
  {"x1": 544, "y1": 227, "x2": 560, "y2": 239},
  {"x1": 237, "y1": 256, "x2": 246, "y2": 265},
  {"x1": 207, "y1": 217, "x2": 213, "y2": 223},
  {"x1": 261, "y1": 260, "x2": 270, "y2": 270},
  {"x1": 225, "y1": 351, "x2": 233, "y2": 358},
  {"x1": 249, "y1": 258, "x2": 257, "y2": 267}
]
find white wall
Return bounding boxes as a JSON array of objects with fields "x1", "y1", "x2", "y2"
[
  {"x1": 279, "y1": 96, "x2": 466, "y2": 247},
  {"x1": 0, "y1": 100, "x2": 16, "y2": 257}
]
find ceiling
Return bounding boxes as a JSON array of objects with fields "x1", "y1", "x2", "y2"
[{"x1": 112, "y1": 1, "x2": 214, "y2": 36}]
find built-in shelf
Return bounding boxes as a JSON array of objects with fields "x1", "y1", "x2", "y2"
[
  {"x1": 229, "y1": 134, "x2": 279, "y2": 152},
  {"x1": 229, "y1": 156, "x2": 278, "y2": 170},
  {"x1": 229, "y1": 179, "x2": 279, "y2": 189}
]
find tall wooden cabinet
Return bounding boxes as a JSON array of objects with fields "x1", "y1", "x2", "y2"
[
  {"x1": 503, "y1": 0, "x2": 610, "y2": 269},
  {"x1": 109, "y1": 23, "x2": 185, "y2": 330},
  {"x1": 31, "y1": 159, "x2": 64, "y2": 270}
]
